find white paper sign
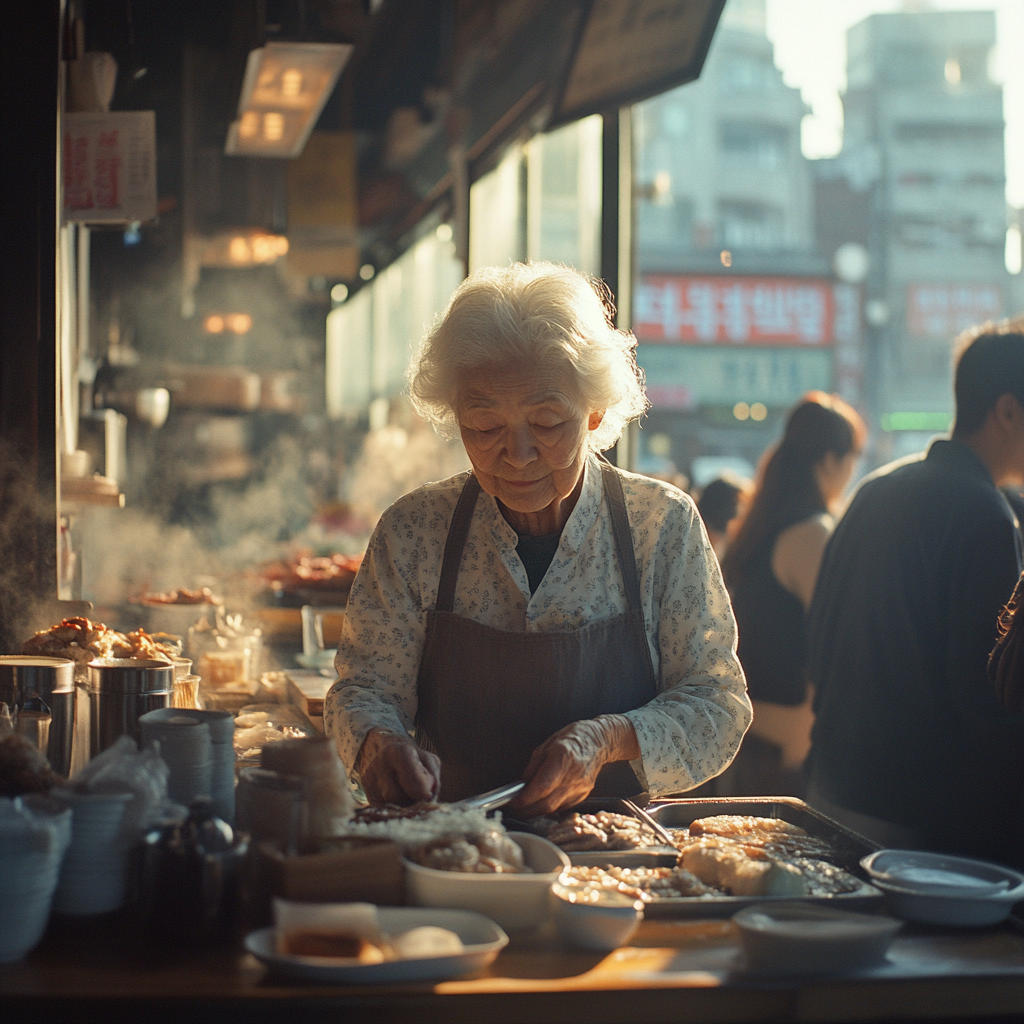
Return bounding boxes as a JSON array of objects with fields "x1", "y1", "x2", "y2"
[{"x1": 63, "y1": 111, "x2": 157, "y2": 223}]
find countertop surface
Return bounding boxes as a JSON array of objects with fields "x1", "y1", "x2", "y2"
[{"x1": 4, "y1": 911, "x2": 1023, "y2": 1024}]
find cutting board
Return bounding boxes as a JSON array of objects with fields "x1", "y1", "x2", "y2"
[{"x1": 286, "y1": 670, "x2": 334, "y2": 731}]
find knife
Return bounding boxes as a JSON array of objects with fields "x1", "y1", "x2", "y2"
[{"x1": 457, "y1": 781, "x2": 526, "y2": 813}]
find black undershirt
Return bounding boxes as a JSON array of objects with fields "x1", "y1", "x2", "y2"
[{"x1": 515, "y1": 531, "x2": 561, "y2": 594}]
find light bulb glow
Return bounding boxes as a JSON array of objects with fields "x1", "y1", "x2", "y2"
[
  {"x1": 229, "y1": 237, "x2": 249, "y2": 263},
  {"x1": 239, "y1": 111, "x2": 259, "y2": 139},
  {"x1": 263, "y1": 112, "x2": 285, "y2": 142},
  {"x1": 204, "y1": 315, "x2": 225, "y2": 334},
  {"x1": 227, "y1": 313, "x2": 253, "y2": 334},
  {"x1": 281, "y1": 69, "x2": 302, "y2": 99}
]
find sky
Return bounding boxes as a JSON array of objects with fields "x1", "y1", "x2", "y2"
[{"x1": 763, "y1": 0, "x2": 1024, "y2": 208}]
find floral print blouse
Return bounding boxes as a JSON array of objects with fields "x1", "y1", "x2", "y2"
[{"x1": 325, "y1": 454, "x2": 752, "y2": 796}]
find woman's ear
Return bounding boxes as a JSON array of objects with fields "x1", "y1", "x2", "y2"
[{"x1": 588, "y1": 410, "x2": 606, "y2": 431}]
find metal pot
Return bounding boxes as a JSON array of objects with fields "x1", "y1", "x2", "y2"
[
  {"x1": 0, "y1": 656, "x2": 77, "y2": 776},
  {"x1": 87, "y1": 659, "x2": 173, "y2": 756}
]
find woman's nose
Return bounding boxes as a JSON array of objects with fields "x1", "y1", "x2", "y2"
[{"x1": 504, "y1": 424, "x2": 537, "y2": 466}]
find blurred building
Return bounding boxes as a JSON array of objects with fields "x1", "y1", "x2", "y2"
[
  {"x1": 821, "y1": 9, "x2": 1022, "y2": 461},
  {"x1": 631, "y1": 0, "x2": 853, "y2": 486}
]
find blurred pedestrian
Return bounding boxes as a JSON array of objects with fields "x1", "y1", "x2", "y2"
[
  {"x1": 720, "y1": 392, "x2": 866, "y2": 797},
  {"x1": 696, "y1": 474, "x2": 751, "y2": 559},
  {"x1": 807, "y1": 322, "x2": 1024, "y2": 867}
]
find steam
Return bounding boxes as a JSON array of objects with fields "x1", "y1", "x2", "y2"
[
  {"x1": 343, "y1": 420, "x2": 470, "y2": 528},
  {"x1": 0, "y1": 439, "x2": 45, "y2": 651}
]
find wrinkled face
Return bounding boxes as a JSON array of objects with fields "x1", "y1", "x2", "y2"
[{"x1": 457, "y1": 365, "x2": 603, "y2": 518}]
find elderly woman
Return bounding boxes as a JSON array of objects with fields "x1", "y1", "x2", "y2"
[{"x1": 325, "y1": 262, "x2": 751, "y2": 816}]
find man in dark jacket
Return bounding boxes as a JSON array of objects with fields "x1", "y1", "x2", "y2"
[{"x1": 807, "y1": 323, "x2": 1024, "y2": 868}]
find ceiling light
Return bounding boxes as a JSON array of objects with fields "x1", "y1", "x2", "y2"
[
  {"x1": 263, "y1": 112, "x2": 284, "y2": 142},
  {"x1": 224, "y1": 42, "x2": 353, "y2": 158},
  {"x1": 204, "y1": 315, "x2": 225, "y2": 334},
  {"x1": 227, "y1": 313, "x2": 253, "y2": 334},
  {"x1": 239, "y1": 111, "x2": 259, "y2": 139}
]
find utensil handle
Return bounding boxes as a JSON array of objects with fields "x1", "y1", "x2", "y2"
[{"x1": 459, "y1": 781, "x2": 526, "y2": 812}]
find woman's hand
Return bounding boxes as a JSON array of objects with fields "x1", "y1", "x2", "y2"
[
  {"x1": 356, "y1": 728, "x2": 441, "y2": 806},
  {"x1": 510, "y1": 714, "x2": 641, "y2": 818}
]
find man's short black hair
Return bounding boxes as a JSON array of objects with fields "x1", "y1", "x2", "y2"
[{"x1": 953, "y1": 319, "x2": 1024, "y2": 437}]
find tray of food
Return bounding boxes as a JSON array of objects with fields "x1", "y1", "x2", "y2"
[
  {"x1": 506, "y1": 798, "x2": 680, "y2": 866},
  {"x1": 555, "y1": 797, "x2": 883, "y2": 918}
]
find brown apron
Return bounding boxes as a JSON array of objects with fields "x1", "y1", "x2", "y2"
[{"x1": 415, "y1": 459, "x2": 658, "y2": 801}]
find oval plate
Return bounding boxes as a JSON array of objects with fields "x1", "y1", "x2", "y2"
[{"x1": 244, "y1": 907, "x2": 508, "y2": 985}]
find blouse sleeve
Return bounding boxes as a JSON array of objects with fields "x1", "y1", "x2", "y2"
[
  {"x1": 622, "y1": 492, "x2": 752, "y2": 795},
  {"x1": 323, "y1": 511, "x2": 432, "y2": 776}
]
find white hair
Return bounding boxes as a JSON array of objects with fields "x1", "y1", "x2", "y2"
[{"x1": 407, "y1": 262, "x2": 648, "y2": 451}]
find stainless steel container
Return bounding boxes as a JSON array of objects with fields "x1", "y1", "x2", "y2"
[
  {"x1": 87, "y1": 659, "x2": 173, "y2": 756},
  {"x1": 0, "y1": 656, "x2": 77, "y2": 776}
]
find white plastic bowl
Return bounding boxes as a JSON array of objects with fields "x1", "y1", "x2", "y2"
[
  {"x1": 550, "y1": 881, "x2": 643, "y2": 951},
  {"x1": 404, "y1": 832, "x2": 569, "y2": 932},
  {"x1": 733, "y1": 902, "x2": 902, "y2": 976},
  {"x1": 861, "y1": 850, "x2": 1024, "y2": 927}
]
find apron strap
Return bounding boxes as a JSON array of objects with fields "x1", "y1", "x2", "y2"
[
  {"x1": 598, "y1": 457, "x2": 644, "y2": 615},
  {"x1": 436, "y1": 474, "x2": 482, "y2": 613}
]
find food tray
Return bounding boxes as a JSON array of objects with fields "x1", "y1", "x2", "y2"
[
  {"x1": 578, "y1": 797, "x2": 884, "y2": 919},
  {"x1": 503, "y1": 797, "x2": 679, "y2": 866}
]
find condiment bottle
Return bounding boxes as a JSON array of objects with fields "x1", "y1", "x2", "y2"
[{"x1": 138, "y1": 797, "x2": 249, "y2": 946}]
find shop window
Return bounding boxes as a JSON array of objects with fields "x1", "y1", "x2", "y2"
[
  {"x1": 716, "y1": 200, "x2": 783, "y2": 250},
  {"x1": 469, "y1": 144, "x2": 526, "y2": 271},
  {"x1": 525, "y1": 116, "x2": 601, "y2": 275},
  {"x1": 719, "y1": 121, "x2": 787, "y2": 171}
]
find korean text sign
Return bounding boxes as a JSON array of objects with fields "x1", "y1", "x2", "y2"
[
  {"x1": 634, "y1": 275, "x2": 844, "y2": 347},
  {"x1": 63, "y1": 111, "x2": 157, "y2": 224}
]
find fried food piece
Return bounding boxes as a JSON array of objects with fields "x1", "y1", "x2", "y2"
[
  {"x1": 677, "y1": 835, "x2": 809, "y2": 897},
  {"x1": 564, "y1": 864, "x2": 719, "y2": 901},
  {"x1": 474, "y1": 828, "x2": 527, "y2": 872},
  {"x1": 21, "y1": 618, "x2": 176, "y2": 677},
  {"x1": 676, "y1": 815, "x2": 836, "y2": 860},
  {"x1": 688, "y1": 815, "x2": 807, "y2": 838},
  {"x1": 547, "y1": 811, "x2": 659, "y2": 852},
  {"x1": 283, "y1": 929, "x2": 386, "y2": 962},
  {"x1": 410, "y1": 838, "x2": 482, "y2": 872}
]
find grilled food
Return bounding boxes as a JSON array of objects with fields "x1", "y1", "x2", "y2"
[
  {"x1": 546, "y1": 811, "x2": 661, "y2": 852},
  {"x1": 22, "y1": 617, "x2": 177, "y2": 677},
  {"x1": 564, "y1": 864, "x2": 717, "y2": 901}
]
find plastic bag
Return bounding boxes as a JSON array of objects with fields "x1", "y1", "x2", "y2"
[{"x1": 68, "y1": 736, "x2": 174, "y2": 841}]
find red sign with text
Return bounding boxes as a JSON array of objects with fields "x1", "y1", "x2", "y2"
[
  {"x1": 906, "y1": 284, "x2": 1002, "y2": 339},
  {"x1": 634, "y1": 275, "x2": 840, "y2": 347}
]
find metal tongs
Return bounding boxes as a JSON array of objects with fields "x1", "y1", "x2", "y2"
[{"x1": 456, "y1": 781, "x2": 526, "y2": 813}]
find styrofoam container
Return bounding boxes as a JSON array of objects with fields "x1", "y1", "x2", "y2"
[
  {"x1": 861, "y1": 850, "x2": 1024, "y2": 927},
  {"x1": 51, "y1": 790, "x2": 134, "y2": 915},
  {"x1": 404, "y1": 832, "x2": 569, "y2": 932},
  {"x1": 0, "y1": 796, "x2": 73, "y2": 962},
  {"x1": 550, "y1": 881, "x2": 643, "y2": 951},
  {"x1": 734, "y1": 902, "x2": 902, "y2": 976}
]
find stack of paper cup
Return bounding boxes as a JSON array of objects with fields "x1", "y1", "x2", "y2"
[
  {"x1": 0, "y1": 795, "x2": 72, "y2": 960},
  {"x1": 51, "y1": 789, "x2": 134, "y2": 915},
  {"x1": 139, "y1": 710, "x2": 213, "y2": 810},
  {"x1": 188, "y1": 709, "x2": 236, "y2": 823}
]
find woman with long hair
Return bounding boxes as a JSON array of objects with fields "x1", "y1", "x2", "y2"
[{"x1": 720, "y1": 392, "x2": 866, "y2": 796}]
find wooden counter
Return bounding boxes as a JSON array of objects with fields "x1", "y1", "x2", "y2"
[{"x1": 3, "y1": 912, "x2": 1023, "y2": 1024}]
